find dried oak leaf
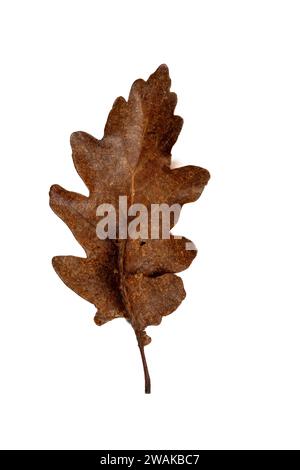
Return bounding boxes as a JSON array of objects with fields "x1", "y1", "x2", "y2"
[{"x1": 49, "y1": 65, "x2": 210, "y2": 393}]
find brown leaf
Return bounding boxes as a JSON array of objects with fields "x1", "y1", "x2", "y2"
[{"x1": 50, "y1": 64, "x2": 210, "y2": 393}]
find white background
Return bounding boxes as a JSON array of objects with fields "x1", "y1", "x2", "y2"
[{"x1": 0, "y1": 0, "x2": 300, "y2": 450}]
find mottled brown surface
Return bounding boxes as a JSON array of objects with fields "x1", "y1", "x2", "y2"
[{"x1": 50, "y1": 65, "x2": 210, "y2": 392}]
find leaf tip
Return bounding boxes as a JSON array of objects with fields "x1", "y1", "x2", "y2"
[
  {"x1": 49, "y1": 183, "x2": 61, "y2": 198},
  {"x1": 52, "y1": 255, "x2": 61, "y2": 271},
  {"x1": 201, "y1": 167, "x2": 211, "y2": 184},
  {"x1": 94, "y1": 312, "x2": 106, "y2": 326},
  {"x1": 70, "y1": 131, "x2": 83, "y2": 148},
  {"x1": 155, "y1": 63, "x2": 169, "y2": 75},
  {"x1": 49, "y1": 184, "x2": 62, "y2": 210},
  {"x1": 150, "y1": 64, "x2": 170, "y2": 83}
]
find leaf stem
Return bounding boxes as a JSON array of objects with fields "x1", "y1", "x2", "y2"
[{"x1": 137, "y1": 333, "x2": 151, "y2": 394}]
